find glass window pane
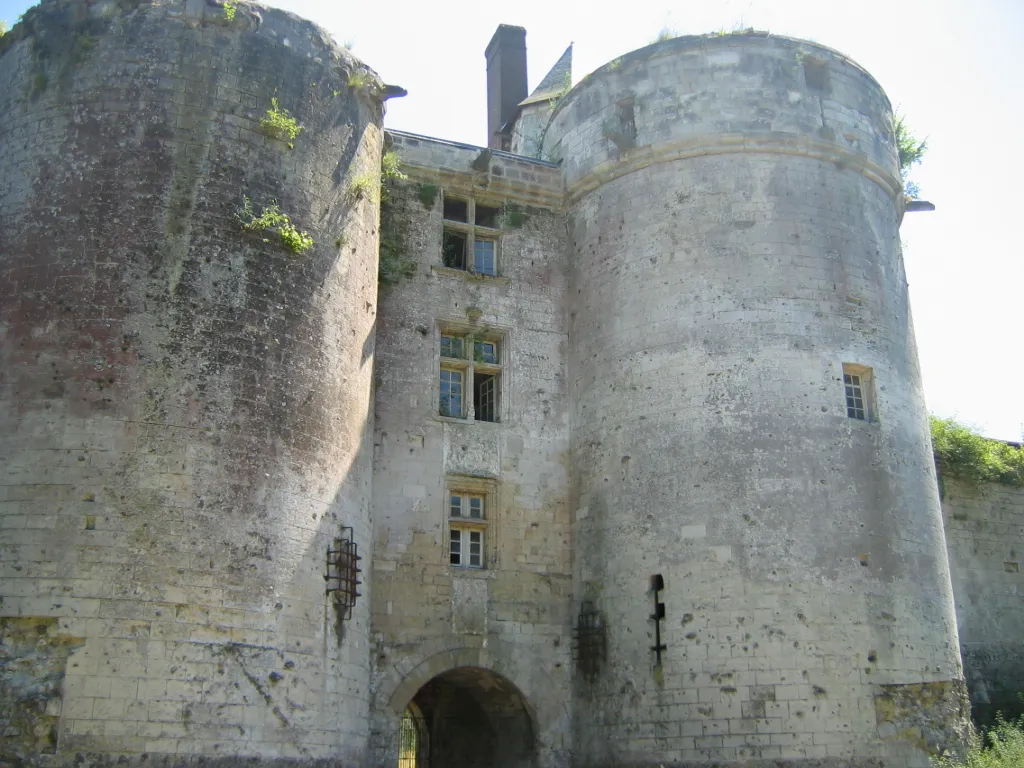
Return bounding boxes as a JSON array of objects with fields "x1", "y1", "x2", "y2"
[
  {"x1": 440, "y1": 369, "x2": 463, "y2": 417},
  {"x1": 474, "y1": 341, "x2": 497, "y2": 364},
  {"x1": 844, "y1": 374, "x2": 865, "y2": 420},
  {"x1": 450, "y1": 529, "x2": 461, "y2": 565},
  {"x1": 469, "y1": 531, "x2": 482, "y2": 567},
  {"x1": 441, "y1": 335, "x2": 464, "y2": 359},
  {"x1": 469, "y1": 497, "x2": 483, "y2": 519},
  {"x1": 474, "y1": 240, "x2": 496, "y2": 276},
  {"x1": 475, "y1": 373, "x2": 497, "y2": 423},
  {"x1": 450, "y1": 494, "x2": 462, "y2": 517}
]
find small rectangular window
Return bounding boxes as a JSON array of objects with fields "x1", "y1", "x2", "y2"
[
  {"x1": 443, "y1": 198, "x2": 468, "y2": 222},
  {"x1": 447, "y1": 482, "x2": 493, "y2": 570},
  {"x1": 842, "y1": 363, "x2": 874, "y2": 422},
  {"x1": 475, "y1": 204, "x2": 501, "y2": 228},
  {"x1": 440, "y1": 368, "x2": 463, "y2": 418},
  {"x1": 442, "y1": 230, "x2": 467, "y2": 270},
  {"x1": 440, "y1": 335, "x2": 464, "y2": 359},
  {"x1": 474, "y1": 239, "x2": 496, "y2": 276},
  {"x1": 449, "y1": 493, "x2": 485, "y2": 520},
  {"x1": 449, "y1": 528, "x2": 484, "y2": 568},
  {"x1": 844, "y1": 374, "x2": 865, "y2": 420}
]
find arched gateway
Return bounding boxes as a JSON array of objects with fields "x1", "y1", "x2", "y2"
[{"x1": 396, "y1": 667, "x2": 536, "y2": 768}]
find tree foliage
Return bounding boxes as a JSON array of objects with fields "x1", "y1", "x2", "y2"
[
  {"x1": 894, "y1": 113, "x2": 927, "y2": 199},
  {"x1": 931, "y1": 416, "x2": 1024, "y2": 487},
  {"x1": 0, "y1": 20, "x2": 8, "y2": 36}
]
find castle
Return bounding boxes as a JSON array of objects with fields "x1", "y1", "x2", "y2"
[{"x1": 1, "y1": 2, "x2": 1022, "y2": 767}]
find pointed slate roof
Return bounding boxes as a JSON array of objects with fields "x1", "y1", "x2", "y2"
[{"x1": 518, "y1": 44, "x2": 573, "y2": 107}]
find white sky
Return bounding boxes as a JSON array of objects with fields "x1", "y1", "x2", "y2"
[{"x1": 3, "y1": 0, "x2": 1020, "y2": 440}]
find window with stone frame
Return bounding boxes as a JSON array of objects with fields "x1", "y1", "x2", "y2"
[
  {"x1": 438, "y1": 327, "x2": 503, "y2": 422},
  {"x1": 441, "y1": 195, "x2": 502, "y2": 277},
  {"x1": 843, "y1": 363, "x2": 875, "y2": 422},
  {"x1": 446, "y1": 477, "x2": 494, "y2": 570}
]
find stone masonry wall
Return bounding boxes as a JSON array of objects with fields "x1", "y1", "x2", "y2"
[
  {"x1": 367, "y1": 133, "x2": 573, "y2": 768},
  {"x1": 545, "y1": 33, "x2": 969, "y2": 768},
  {"x1": 941, "y1": 475, "x2": 1024, "y2": 725},
  {"x1": 0, "y1": 1, "x2": 382, "y2": 763}
]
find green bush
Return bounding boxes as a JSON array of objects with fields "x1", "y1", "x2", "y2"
[
  {"x1": 931, "y1": 416, "x2": 1024, "y2": 487},
  {"x1": 260, "y1": 98, "x2": 303, "y2": 145},
  {"x1": 933, "y1": 713, "x2": 1024, "y2": 768},
  {"x1": 236, "y1": 197, "x2": 314, "y2": 255}
]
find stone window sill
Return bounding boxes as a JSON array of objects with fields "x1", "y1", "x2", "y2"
[{"x1": 431, "y1": 265, "x2": 510, "y2": 285}]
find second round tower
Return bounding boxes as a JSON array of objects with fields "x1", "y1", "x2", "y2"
[{"x1": 545, "y1": 33, "x2": 969, "y2": 767}]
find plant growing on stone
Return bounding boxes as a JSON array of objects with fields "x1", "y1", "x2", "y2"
[
  {"x1": 931, "y1": 416, "x2": 1024, "y2": 487},
  {"x1": 380, "y1": 150, "x2": 406, "y2": 204},
  {"x1": 933, "y1": 711, "x2": 1024, "y2": 768},
  {"x1": 223, "y1": 2, "x2": 236, "y2": 21},
  {"x1": 348, "y1": 71, "x2": 370, "y2": 90},
  {"x1": 894, "y1": 112, "x2": 927, "y2": 199},
  {"x1": 0, "y1": 20, "x2": 8, "y2": 37},
  {"x1": 237, "y1": 196, "x2": 314, "y2": 255},
  {"x1": 260, "y1": 98, "x2": 303, "y2": 146},
  {"x1": 349, "y1": 172, "x2": 377, "y2": 203},
  {"x1": 417, "y1": 183, "x2": 439, "y2": 209},
  {"x1": 377, "y1": 153, "x2": 416, "y2": 284},
  {"x1": 502, "y1": 202, "x2": 527, "y2": 228}
]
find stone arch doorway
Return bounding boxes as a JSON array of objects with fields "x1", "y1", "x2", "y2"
[{"x1": 396, "y1": 666, "x2": 536, "y2": 768}]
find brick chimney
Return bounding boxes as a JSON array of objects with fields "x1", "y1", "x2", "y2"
[{"x1": 485, "y1": 25, "x2": 528, "y2": 150}]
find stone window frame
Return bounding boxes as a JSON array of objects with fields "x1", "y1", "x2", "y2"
[
  {"x1": 842, "y1": 363, "x2": 876, "y2": 422},
  {"x1": 437, "y1": 321, "x2": 507, "y2": 423},
  {"x1": 446, "y1": 476, "x2": 497, "y2": 571},
  {"x1": 440, "y1": 194, "x2": 503, "y2": 277}
]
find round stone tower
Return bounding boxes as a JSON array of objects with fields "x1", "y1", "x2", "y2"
[
  {"x1": 545, "y1": 34, "x2": 970, "y2": 767},
  {"x1": 0, "y1": 1, "x2": 382, "y2": 764}
]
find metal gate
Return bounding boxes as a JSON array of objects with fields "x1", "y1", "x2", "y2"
[{"x1": 398, "y1": 707, "x2": 430, "y2": 768}]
